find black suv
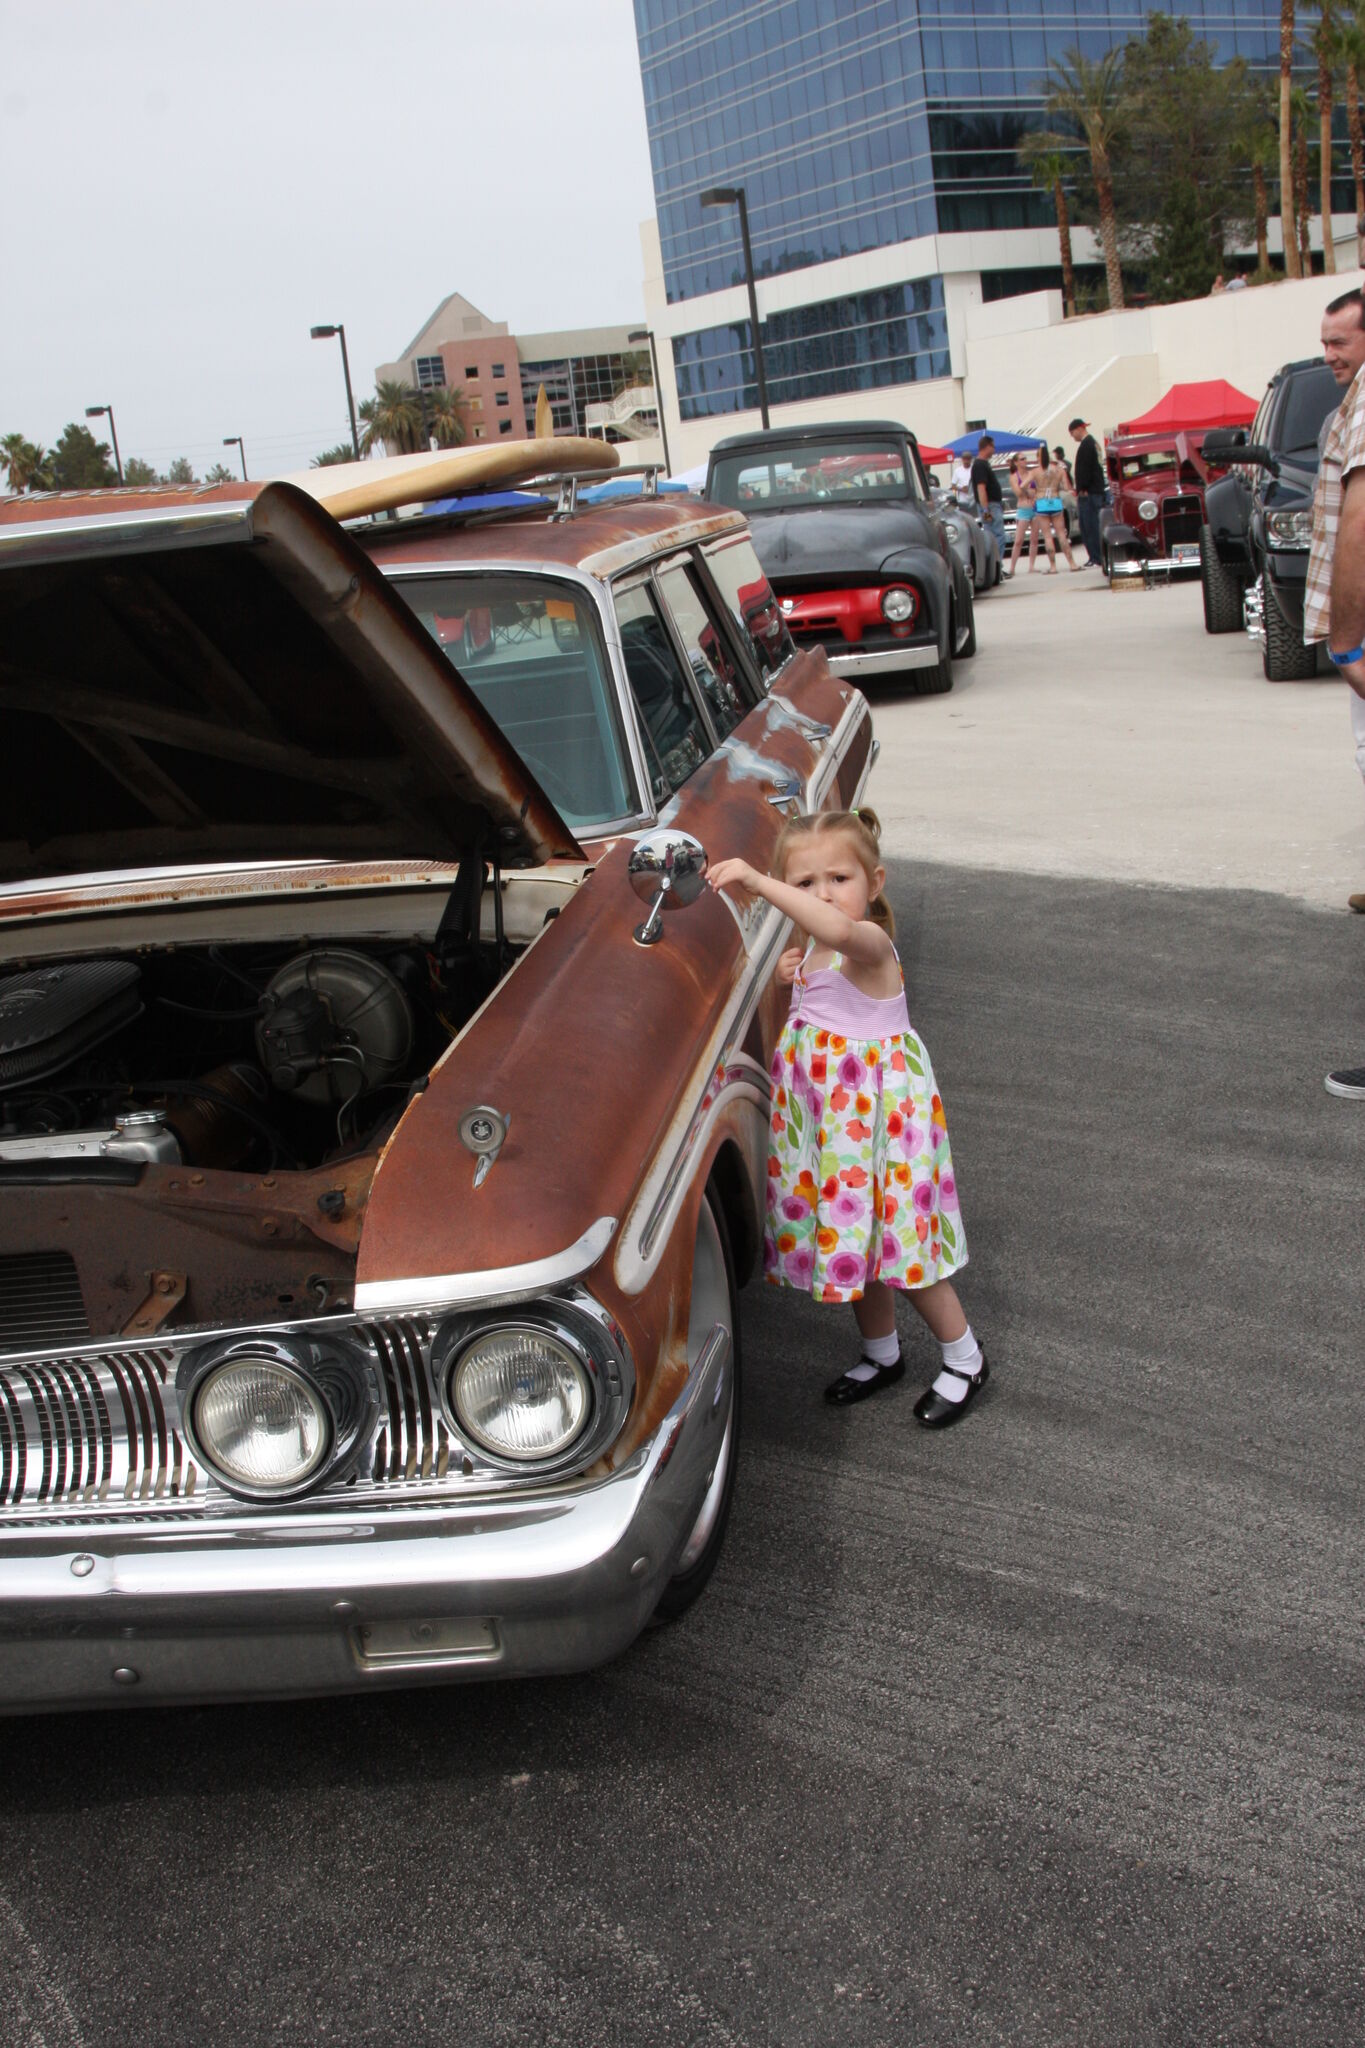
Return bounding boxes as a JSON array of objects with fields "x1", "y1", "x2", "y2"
[{"x1": 1200, "y1": 357, "x2": 1339, "y2": 680}]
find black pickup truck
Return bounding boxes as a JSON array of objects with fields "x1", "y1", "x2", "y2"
[{"x1": 1200, "y1": 357, "x2": 1339, "y2": 680}]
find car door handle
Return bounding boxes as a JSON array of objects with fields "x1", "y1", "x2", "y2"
[{"x1": 765, "y1": 775, "x2": 804, "y2": 808}]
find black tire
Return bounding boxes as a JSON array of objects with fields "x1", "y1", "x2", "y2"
[
  {"x1": 910, "y1": 650, "x2": 954, "y2": 695},
  {"x1": 1200, "y1": 523, "x2": 1244, "y2": 634},
  {"x1": 1262, "y1": 587, "x2": 1317, "y2": 680},
  {"x1": 654, "y1": 1188, "x2": 741, "y2": 1621},
  {"x1": 955, "y1": 586, "x2": 977, "y2": 658}
]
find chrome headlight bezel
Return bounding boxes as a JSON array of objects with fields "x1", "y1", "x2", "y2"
[
  {"x1": 177, "y1": 1332, "x2": 375, "y2": 1503},
  {"x1": 1266, "y1": 508, "x2": 1313, "y2": 549},
  {"x1": 880, "y1": 585, "x2": 916, "y2": 623},
  {"x1": 431, "y1": 1297, "x2": 631, "y2": 1477},
  {"x1": 1137, "y1": 496, "x2": 1160, "y2": 522}
]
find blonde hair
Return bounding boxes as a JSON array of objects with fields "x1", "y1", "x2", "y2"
[{"x1": 771, "y1": 806, "x2": 895, "y2": 937}]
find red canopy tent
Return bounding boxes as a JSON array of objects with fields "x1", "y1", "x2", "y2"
[
  {"x1": 1115, "y1": 380, "x2": 1257, "y2": 436},
  {"x1": 915, "y1": 444, "x2": 954, "y2": 465}
]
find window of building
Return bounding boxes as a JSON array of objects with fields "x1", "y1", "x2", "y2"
[
  {"x1": 491, "y1": 362, "x2": 506, "y2": 378},
  {"x1": 474, "y1": 427, "x2": 485, "y2": 440},
  {"x1": 499, "y1": 420, "x2": 513, "y2": 434},
  {"x1": 464, "y1": 365, "x2": 478, "y2": 379},
  {"x1": 496, "y1": 392, "x2": 510, "y2": 407},
  {"x1": 414, "y1": 355, "x2": 446, "y2": 389}
]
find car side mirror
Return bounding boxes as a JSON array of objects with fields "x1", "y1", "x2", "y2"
[
  {"x1": 628, "y1": 828, "x2": 709, "y2": 946},
  {"x1": 1202, "y1": 428, "x2": 1246, "y2": 460}
]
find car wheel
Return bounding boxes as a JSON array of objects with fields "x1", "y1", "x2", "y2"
[
  {"x1": 1262, "y1": 587, "x2": 1317, "y2": 681},
  {"x1": 955, "y1": 586, "x2": 977, "y2": 658},
  {"x1": 654, "y1": 1187, "x2": 741, "y2": 1621},
  {"x1": 1200, "y1": 523, "x2": 1244, "y2": 634},
  {"x1": 910, "y1": 650, "x2": 954, "y2": 695}
]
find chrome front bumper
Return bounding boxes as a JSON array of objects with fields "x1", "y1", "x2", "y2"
[
  {"x1": 0, "y1": 1327, "x2": 732, "y2": 1713},
  {"x1": 826, "y1": 641, "x2": 940, "y2": 679}
]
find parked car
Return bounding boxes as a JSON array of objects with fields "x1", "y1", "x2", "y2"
[
  {"x1": 1201, "y1": 357, "x2": 1340, "y2": 680},
  {"x1": 705, "y1": 422, "x2": 976, "y2": 697},
  {"x1": 1097, "y1": 429, "x2": 1227, "y2": 577},
  {"x1": 0, "y1": 470, "x2": 874, "y2": 1712},
  {"x1": 932, "y1": 488, "x2": 1003, "y2": 591}
]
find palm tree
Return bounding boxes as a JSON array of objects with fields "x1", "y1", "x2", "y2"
[
  {"x1": 423, "y1": 384, "x2": 468, "y2": 449},
  {"x1": 1340, "y1": 7, "x2": 1365, "y2": 239},
  {"x1": 1314, "y1": 0, "x2": 1339, "y2": 271},
  {"x1": 1020, "y1": 141, "x2": 1079, "y2": 314},
  {"x1": 1281, "y1": 1, "x2": 1302, "y2": 276},
  {"x1": 1236, "y1": 84, "x2": 1281, "y2": 271},
  {"x1": 360, "y1": 379, "x2": 423, "y2": 456},
  {"x1": 1293, "y1": 82, "x2": 1315, "y2": 269},
  {"x1": 1039, "y1": 49, "x2": 1127, "y2": 310},
  {"x1": 1, "y1": 433, "x2": 52, "y2": 492},
  {"x1": 311, "y1": 444, "x2": 355, "y2": 468}
]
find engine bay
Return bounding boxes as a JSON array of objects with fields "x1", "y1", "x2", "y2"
[{"x1": 0, "y1": 936, "x2": 502, "y2": 1179}]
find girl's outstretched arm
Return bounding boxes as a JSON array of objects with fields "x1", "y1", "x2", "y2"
[{"x1": 706, "y1": 858, "x2": 892, "y2": 965}]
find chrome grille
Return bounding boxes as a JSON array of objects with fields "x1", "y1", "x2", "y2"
[
  {"x1": 0, "y1": 1346, "x2": 197, "y2": 1507},
  {"x1": 365, "y1": 1318, "x2": 452, "y2": 1484},
  {"x1": 0, "y1": 1250, "x2": 90, "y2": 1351}
]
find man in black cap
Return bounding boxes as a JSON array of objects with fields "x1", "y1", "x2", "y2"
[{"x1": 1069, "y1": 417, "x2": 1106, "y2": 567}]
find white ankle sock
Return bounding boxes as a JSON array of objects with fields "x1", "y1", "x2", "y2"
[
  {"x1": 931, "y1": 1326, "x2": 982, "y2": 1403},
  {"x1": 847, "y1": 1329, "x2": 900, "y2": 1381}
]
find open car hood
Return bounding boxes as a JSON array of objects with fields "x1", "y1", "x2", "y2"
[{"x1": 0, "y1": 482, "x2": 583, "y2": 884}]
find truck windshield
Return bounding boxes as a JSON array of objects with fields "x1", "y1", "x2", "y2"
[
  {"x1": 709, "y1": 439, "x2": 917, "y2": 509},
  {"x1": 389, "y1": 573, "x2": 637, "y2": 832}
]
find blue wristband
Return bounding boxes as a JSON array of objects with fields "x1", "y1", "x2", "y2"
[{"x1": 1328, "y1": 645, "x2": 1365, "y2": 666}]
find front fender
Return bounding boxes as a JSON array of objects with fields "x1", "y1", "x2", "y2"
[{"x1": 878, "y1": 544, "x2": 952, "y2": 656}]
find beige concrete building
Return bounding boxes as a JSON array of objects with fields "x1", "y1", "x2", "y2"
[{"x1": 377, "y1": 297, "x2": 662, "y2": 459}]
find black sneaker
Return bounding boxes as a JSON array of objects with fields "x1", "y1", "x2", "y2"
[{"x1": 1325, "y1": 1066, "x2": 1365, "y2": 1098}]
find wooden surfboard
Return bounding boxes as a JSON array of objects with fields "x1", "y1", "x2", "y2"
[{"x1": 283, "y1": 435, "x2": 619, "y2": 521}]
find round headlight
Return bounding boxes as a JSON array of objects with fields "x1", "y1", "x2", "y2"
[
  {"x1": 450, "y1": 1326, "x2": 590, "y2": 1462},
  {"x1": 881, "y1": 585, "x2": 915, "y2": 622},
  {"x1": 193, "y1": 1357, "x2": 331, "y2": 1494},
  {"x1": 1137, "y1": 497, "x2": 1160, "y2": 522}
]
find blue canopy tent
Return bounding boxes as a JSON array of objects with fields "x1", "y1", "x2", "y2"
[
  {"x1": 420, "y1": 489, "x2": 547, "y2": 517},
  {"x1": 580, "y1": 476, "x2": 690, "y2": 502},
  {"x1": 944, "y1": 429, "x2": 1043, "y2": 456}
]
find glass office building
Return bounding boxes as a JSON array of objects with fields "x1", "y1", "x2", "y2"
[{"x1": 633, "y1": 2, "x2": 1282, "y2": 419}]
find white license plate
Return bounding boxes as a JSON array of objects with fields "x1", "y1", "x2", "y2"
[{"x1": 1171, "y1": 543, "x2": 1200, "y2": 563}]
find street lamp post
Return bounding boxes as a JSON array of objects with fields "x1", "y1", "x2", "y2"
[
  {"x1": 84, "y1": 404, "x2": 123, "y2": 484},
  {"x1": 310, "y1": 323, "x2": 361, "y2": 460},
  {"x1": 223, "y1": 436, "x2": 248, "y2": 480},
  {"x1": 699, "y1": 185, "x2": 770, "y2": 428},
  {"x1": 628, "y1": 327, "x2": 673, "y2": 475}
]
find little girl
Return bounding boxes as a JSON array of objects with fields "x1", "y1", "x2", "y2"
[{"x1": 707, "y1": 808, "x2": 988, "y2": 1427}]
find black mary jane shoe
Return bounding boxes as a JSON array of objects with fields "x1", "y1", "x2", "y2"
[
  {"x1": 824, "y1": 1355, "x2": 905, "y2": 1405},
  {"x1": 912, "y1": 1355, "x2": 990, "y2": 1429}
]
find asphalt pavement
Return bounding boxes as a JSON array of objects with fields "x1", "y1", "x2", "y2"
[{"x1": 3, "y1": 855, "x2": 1362, "y2": 2047}]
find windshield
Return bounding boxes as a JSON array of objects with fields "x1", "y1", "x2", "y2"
[
  {"x1": 391, "y1": 572, "x2": 636, "y2": 832},
  {"x1": 709, "y1": 439, "x2": 917, "y2": 510},
  {"x1": 1114, "y1": 449, "x2": 1182, "y2": 476},
  {"x1": 1277, "y1": 363, "x2": 1340, "y2": 455}
]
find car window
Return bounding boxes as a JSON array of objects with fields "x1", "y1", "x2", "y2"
[
  {"x1": 654, "y1": 560, "x2": 748, "y2": 741},
  {"x1": 391, "y1": 572, "x2": 636, "y2": 831},
  {"x1": 613, "y1": 583, "x2": 713, "y2": 801},
  {"x1": 709, "y1": 439, "x2": 918, "y2": 509},
  {"x1": 1275, "y1": 364, "x2": 1340, "y2": 455},
  {"x1": 702, "y1": 535, "x2": 793, "y2": 685}
]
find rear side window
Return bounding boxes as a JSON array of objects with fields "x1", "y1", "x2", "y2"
[
  {"x1": 654, "y1": 560, "x2": 747, "y2": 740},
  {"x1": 704, "y1": 536, "x2": 793, "y2": 684},
  {"x1": 1274, "y1": 364, "x2": 1340, "y2": 456},
  {"x1": 614, "y1": 584, "x2": 712, "y2": 800}
]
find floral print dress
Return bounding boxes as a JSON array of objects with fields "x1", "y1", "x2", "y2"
[{"x1": 764, "y1": 941, "x2": 966, "y2": 1303}]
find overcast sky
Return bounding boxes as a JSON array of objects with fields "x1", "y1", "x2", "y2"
[{"x1": 0, "y1": 0, "x2": 658, "y2": 477}]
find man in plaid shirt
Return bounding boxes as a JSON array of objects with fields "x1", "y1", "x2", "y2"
[{"x1": 1306, "y1": 287, "x2": 1365, "y2": 1096}]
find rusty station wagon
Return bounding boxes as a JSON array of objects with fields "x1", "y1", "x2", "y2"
[{"x1": 0, "y1": 459, "x2": 874, "y2": 1711}]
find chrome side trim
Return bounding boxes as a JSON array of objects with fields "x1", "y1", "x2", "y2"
[
  {"x1": 827, "y1": 643, "x2": 939, "y2": 676},
  {"x1": 0, "y1": 503, "x2": 253, "y2": 564},
  {"x1": 353, "y1": 1215, "x2": 617, "y2": 1317}
]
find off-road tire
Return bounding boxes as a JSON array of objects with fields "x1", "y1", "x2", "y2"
[
  {"x1": 1200, "y1": 523, "x2": 1244, "y2": 634},
  {"x1": 654, "y1": 1188, "x2": 742, "y2": 1621},
  {"x1": 1262, "y1": 587, "x2": 1317, "y2": 681}
]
